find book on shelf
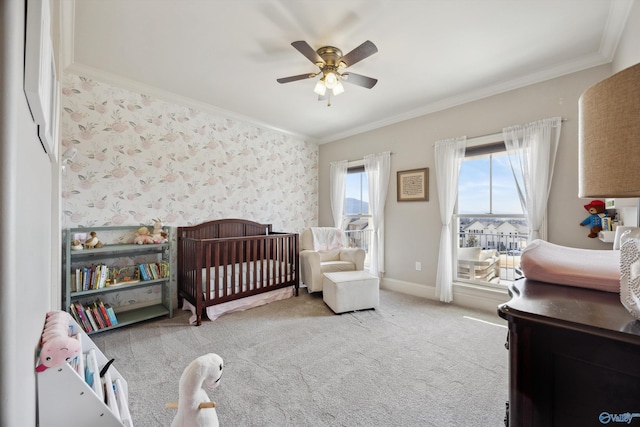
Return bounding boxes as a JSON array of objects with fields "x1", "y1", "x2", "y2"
[
  {"x1": 72, "y1": 333, "x2": 84, "y2": 378},
  {"x1": 97, "y1": 300, "x2": 112, "y2": 327},
  {"x1": 72, "y1": 263, "x2": 111, "y2": 291},
  {"x1": 72, "y1": 303, "x2": 93, "y2": 333},
  {"x1": 103, "y1": 368, "x2": 121, "y2": 420},
  {"x1": 85, "y1": 308, "x2": 99, "y2": 331},
  {"x1": 91, "y1": 304, "x2": 105, "y2": 329},
  {"x1": 86, "y1": 348, "x2": 103, "y2": 401},
  {"x1": 137, "y1": 262, "x2": 170, "y2": 281},
  {"x1": 105, "y1": 304, "x2": 119, "y2": 326},
  {"x1": 115, "y1": 377, "x2": 133, "y2": 426},
  {"x1": 71, "y1": 299, "x2": 119, "y2": 333}
]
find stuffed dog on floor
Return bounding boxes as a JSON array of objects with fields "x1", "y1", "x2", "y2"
[{"x1": 171, "y1": 353, "x2": 224, "y2": 427}]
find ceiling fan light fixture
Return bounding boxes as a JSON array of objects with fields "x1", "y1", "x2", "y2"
[
  {"x1": 332, "y1": 80, "x2": 345, "y2": 96},
  {"x1": 313, "y1": 79, "x2": 327, "y2": 96},
  {"x1": 277, "y1": 40, "x2": 378, "y2": 103},
  {"x1": 324, "y1": 71, "x2": 338, "y2": 89}
]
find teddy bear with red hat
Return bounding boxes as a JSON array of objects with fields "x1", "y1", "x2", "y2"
[{"x1": 579, "y1": 199, "x2": 609, "y2": 238}]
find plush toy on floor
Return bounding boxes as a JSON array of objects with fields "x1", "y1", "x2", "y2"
[{"x1": 170, "y1": 353, "x2": 224, "y2": 427}]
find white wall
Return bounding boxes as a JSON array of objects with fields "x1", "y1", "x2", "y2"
[
  {"x1": 613, "y1": 1, "x2": 640, "y2": 72},
  {"x1": 1, "y1": 1, "x2": 56, "y2": 425}
]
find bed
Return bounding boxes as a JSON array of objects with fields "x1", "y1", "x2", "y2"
[{"x1": 177, "y1": 219, "x2": 299, "y2": 325}]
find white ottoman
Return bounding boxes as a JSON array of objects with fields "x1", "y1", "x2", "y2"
[{"x1": 322, "y1": 271, "x2": 380, "y2": 314}]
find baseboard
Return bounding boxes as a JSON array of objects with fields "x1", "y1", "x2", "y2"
[{"x1": 381, "y1": 278, "x2": 510, "y2": 314}]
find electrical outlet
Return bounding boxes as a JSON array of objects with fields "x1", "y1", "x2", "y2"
[{"x1": 415, "y1": 261, "x2": 422, "y2": 271}]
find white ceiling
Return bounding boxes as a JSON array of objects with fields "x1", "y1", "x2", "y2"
[{"x1": 62, "y1": 0, "x2": 634, "y2": 144}]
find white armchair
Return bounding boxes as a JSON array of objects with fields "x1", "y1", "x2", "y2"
[
  {"x1": 457, "y1": 247, "x2": 500, "y2": 283},
  {"x1": 300, "y1": 227, "x2": 366, "y2": 293}
]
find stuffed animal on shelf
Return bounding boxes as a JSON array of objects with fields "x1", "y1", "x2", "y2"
[
  {"x1": 579, "y1": 200, "x2": 609, "y2": 238},
  {"x1": 134, "y1": 226, "x2": 154, "y2": 244},
  {"x1": 71, "y1": 239, "x2": 84, "y2": 251},
  {"x1": 169, "y1": 353, "x2": 224, "y2": 427},
  {"x1": 36, "y1": 311, "x2": 81, "y2": 372},
  {"x1": 151, "y1": 218, "x2": 168, "y2": 244},
  {"x1": 84, "y1": 231, "x2": 104, "y2": 249}
]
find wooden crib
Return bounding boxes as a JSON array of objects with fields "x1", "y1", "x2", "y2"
[{"x1": 177, "y1": 219, "x2": 299, "y2": 325}]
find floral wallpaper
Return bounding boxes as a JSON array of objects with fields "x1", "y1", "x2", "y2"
[{"x1": 60, "y1": 73, "x2": 318, "y2": 310}]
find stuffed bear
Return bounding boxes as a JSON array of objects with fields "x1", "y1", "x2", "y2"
[
  {"x1": 171, "y1": 353, "x2": 224, "y2": 427},
  {"x1": 580, "y1": 200, "x2": 609, "y2": 238},
  {"x1": 36, "y1": 311, "x2": 81, "y2": 372}
]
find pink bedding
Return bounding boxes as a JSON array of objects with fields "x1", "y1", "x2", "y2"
[{"x1": 520, "y1": 239, "x2": 620, "y2": 293}]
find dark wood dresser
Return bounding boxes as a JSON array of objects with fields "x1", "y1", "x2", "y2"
[{"x1": 498, "y1": 279, "x2": 640, "y2": 427}]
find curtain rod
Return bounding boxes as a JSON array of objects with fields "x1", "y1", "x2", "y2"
[
  {"x1": 467, "y1": 117, "x2": 568, "y2": 141},
  {"x1": 346, "y1": 152, "x2": 395, "y2": 163}
]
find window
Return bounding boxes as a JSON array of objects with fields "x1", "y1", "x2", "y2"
[
  {"x1": 344, "y1": 165, "x2": 372, "y2": 264},
  {"x1": 345, "y1": 166, "x2": 368, "y2": 215},
  {"x1": 455, "y1": 137, "x2": 528, "y2": 286}
]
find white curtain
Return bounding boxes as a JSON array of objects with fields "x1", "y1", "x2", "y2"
[
  {"x1": 329, "y1": 160, "x2": 348, "y2": 228},
  {"x1": 503, "y1": 117, "x2": 562, "y2": 242},
  {"x1": 365, "y1": 152, "x2": 391, "y2": 277},
  {"x1": 434, "y1": 137, "x2": 466, "y2": 303}
]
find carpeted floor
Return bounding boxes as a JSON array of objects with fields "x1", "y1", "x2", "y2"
[{"x1": 92, "y1": 289, "x2": 509, "y2": 427}]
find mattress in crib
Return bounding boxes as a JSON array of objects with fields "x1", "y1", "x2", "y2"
[{"x1": 201, "y1": 260, "x2": 294, "y2": 292}]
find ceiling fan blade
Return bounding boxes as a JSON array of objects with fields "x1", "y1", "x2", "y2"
[
  {"x1": 277, "y1": 73, "x2": 317, "y2": 84},
  {"x1": 342, "y1": 72, "x2": 378, "y2": 89},
  {"x1": 291, "y1": 41, "x2": 324, "y2": 65},
  {"x1": 339, "y1": 40, "x2": 378, "y2": 68}
]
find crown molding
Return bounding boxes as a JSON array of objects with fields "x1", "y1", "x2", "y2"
[
  {"x1": 318, "y1": 51, "x2": 610, "y2": 144},
  {"x1": 318, "y1": 1, "x2": 634, "y2": 145},
  {"x1": 600, "y1": 0, "x2": 635, "y2": 61},
  {"x1": 64, "y1": 63, "x2": 315, "y2": 143}
]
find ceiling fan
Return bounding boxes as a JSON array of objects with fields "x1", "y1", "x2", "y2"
[{"x1": 277, "y1": 40, "x2": 378, "y2": 105}]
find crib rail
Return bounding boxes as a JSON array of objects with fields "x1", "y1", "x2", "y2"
[{"x1": 177, "y1": 222, "x2": 299, "y2": 325}]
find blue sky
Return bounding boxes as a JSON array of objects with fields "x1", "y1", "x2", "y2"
[
  {"x1": 458, "y1": 154, "x2": 523, "y2": 215},
  {"x1": 345, "y1": 172, "x2": 369, "y2": 214},
  {"x1": 345, "y1": 154, "x2": 523, "y2": 215}
]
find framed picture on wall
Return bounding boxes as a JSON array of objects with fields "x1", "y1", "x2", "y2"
[
  {"x1": 24, "y1": 0, "x2": 59, "y2": 162},
  {"x1": 397, "y1": 168, "x2": 429, "y2": 202}
]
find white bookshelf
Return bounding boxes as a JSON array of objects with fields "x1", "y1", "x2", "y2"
[{"x1": 37, "y1": 319, "x2": 133, "y2": 426}]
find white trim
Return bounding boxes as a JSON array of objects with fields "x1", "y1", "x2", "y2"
[
  {"x1": 319, "y1": 0, "x2": 632, "y2": 147},
  {"x1": 348, "y1": 159, "x2": 365, "y2": 168},
  {"x1": 318, "y1": 53, "x2": 610, "y2": 144},
  {"x1": 466, "y1": 132, "x2": 503, "y2": 147},
  {"x1": 600, "y1": 0, "x2": 635, "y2": 61},
  {"x1": 59, "y1": 0, "x2": 75, "y2": 73},
  {"x1": 381, "y1": 278, "x2": 509, "y2": 315}
]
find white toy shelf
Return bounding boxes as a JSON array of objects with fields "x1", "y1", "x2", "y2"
[{"x1": 37, "y1": 318, "x2": 133, "y2": 427}]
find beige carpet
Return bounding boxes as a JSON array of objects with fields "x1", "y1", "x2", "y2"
[{"x1": 92, "y1": 288, "x2": 509, "y2": 427}]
